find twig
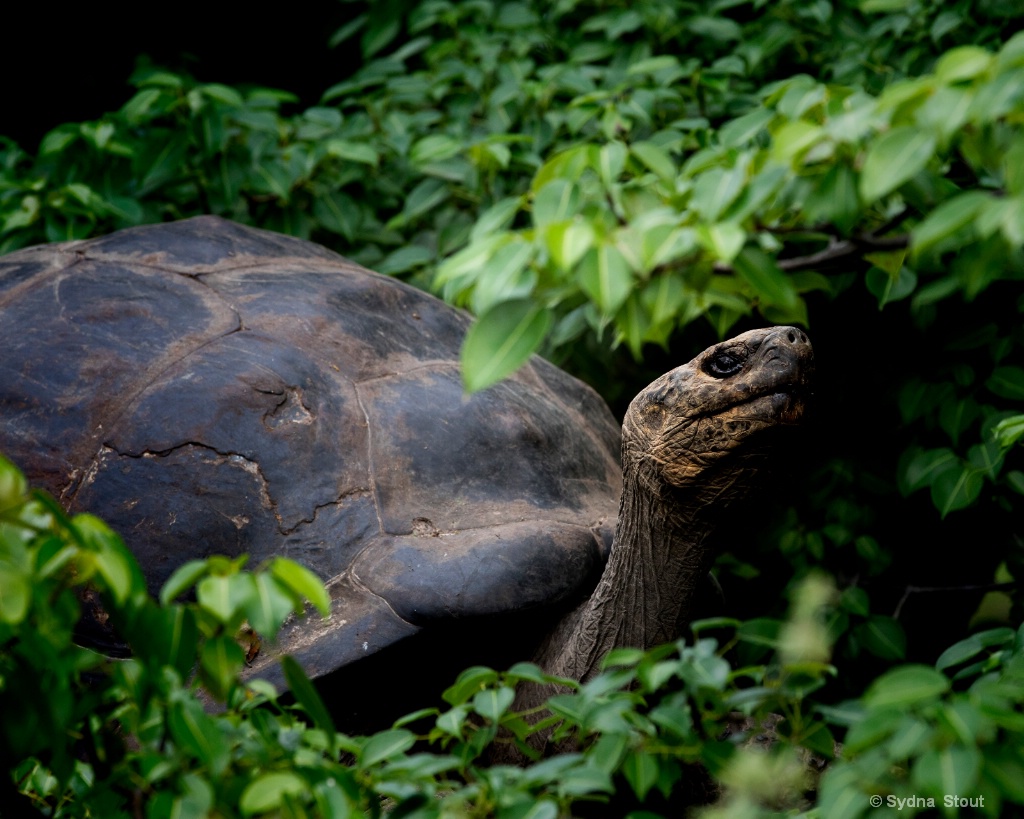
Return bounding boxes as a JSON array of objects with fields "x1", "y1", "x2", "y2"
[
  {"x1": 713, "y1": 227, "x2": 910, "y2": 274},
  {"x1": 892, "y1": 581, "x2": 1017, "y2": 620}
]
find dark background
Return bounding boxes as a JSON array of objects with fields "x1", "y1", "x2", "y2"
[{"x1": 4, "y1": 3, "x2": 358, "y2": 149}]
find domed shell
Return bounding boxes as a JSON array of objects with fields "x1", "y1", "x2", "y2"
[{"x1": 0, "y1": 216, "x2": 621, "y2": 679}]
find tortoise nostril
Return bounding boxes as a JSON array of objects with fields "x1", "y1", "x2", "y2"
[{"x1": 787, "y1": 331, "x2": 796, "y2": 343}]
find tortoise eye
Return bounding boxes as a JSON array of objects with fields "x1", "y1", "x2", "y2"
[{"x1": 704, "y1": 350, "x2": 745, "y2": 378}]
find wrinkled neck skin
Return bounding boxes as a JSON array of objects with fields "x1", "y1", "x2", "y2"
[{"x1": 527, "y1": 417, "x2": 765, "y2": 689}]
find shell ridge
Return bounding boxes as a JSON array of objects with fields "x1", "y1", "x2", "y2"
[
  {"x1": 0, "y1": 247, "x2": 83, "y2": 311},
  {"x1": 352, "y1": 382, "x2": 386, "y2": 537},
  {"x1": 65, "y1": 317, "x2": 245, "y2": 504}
]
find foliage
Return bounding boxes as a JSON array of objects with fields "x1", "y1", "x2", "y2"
[
  {"x1": 6, "y1": 452, "x2": 1024, "y2": 816},
  {"x1": 2, "y1": 0, "x2": 1024, "y2": 814},
  {"x1": 0, "y1": 454, "x2": 836, "y2": 816},
  {"x1": 818, "y1": 626, "x2": 1024, "y2": 818}
]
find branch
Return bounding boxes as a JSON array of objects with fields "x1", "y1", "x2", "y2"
[
  {"x1": 713, "y1": 228, "x2": 909, "y2": 274},
  {"x1": 892, "y1": 581, "x2": 1017, "y2": 620}
]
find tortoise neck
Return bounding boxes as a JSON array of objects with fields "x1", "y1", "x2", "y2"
[{"x1": 536, "y1": 455, "x2": 715, "y2": 683}]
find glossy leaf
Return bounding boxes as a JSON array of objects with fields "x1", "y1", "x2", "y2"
[
  {"x1": 168, "y1": 697, "x2": 230, "y2": 774},
  {"x1": 930, "y1": 463, "x2": 984, "y2": 517},
  {"x1": 859, "y1": 127, "x2": 937, "y2": 203},
  {"x1": 270, "y1": 557, "x2": 330, "y2": 617},
  {"x1": 281, "y1": 655, "x2": 337, "y2": 751},
  {"x1": 577, "y1": 243, "x2": 633, "y2": 314},
  {"x1": 546, "y1": 220, "x2": 595, "y2": 271},
  {"x1": 246, "y1": 573, "x2": 297, "y2": 637},
  {"x1": 200, "y1": 634, "x2": 245, "y2": 701},
  {"x1": 733, "y1": 246, "x2": 799, "y2": 308},
  {"x1": 865, "y1": 264, "x2": 917, "y2": 308},
  {"x1": 911, "y1": 190, "x2": 989, "y2": 260},
  {"x1": 240, "y1": 772, "x2": 308, "y2": 816},
  {"x1": 160, "y1": 560, "x2": 209, "y2": 605},
  {"x1": 987, "y1": 366, "x2": 1024, "y2": 400},
  {"x1": 622, "y1": 750, "x2": 660, "y2": 800},
  {"x1": 854, "y1": 616, "x2": 907, "y2": 660},
  {"x1": 361, "y1": 729, "x2": 415, "y2": 766},
  {"x1": 864, "y1": 665, "x2": 950, "y2": 708},
  {"x1": 461, "y1": 299, "x2": 552, "y2": 393},
  {"x1": 472, "y1": 686, "x2": 516, "y2": 722}
]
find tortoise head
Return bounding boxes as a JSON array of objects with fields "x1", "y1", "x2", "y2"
[{"x1": 623, "y1": 326, "x2": 813, "y2": 490}]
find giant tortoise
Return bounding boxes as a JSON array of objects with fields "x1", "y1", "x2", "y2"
[{"x1": 0, "y1": 216, "x2": 813, "y2": 725}]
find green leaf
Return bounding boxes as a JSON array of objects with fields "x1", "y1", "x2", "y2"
[
  {"x1": 577, "y1": 244, "x2": 633, "y2": 315},
  {"x1": 472, "y1": 686, "x2": 516, "y2": 722},
  {"x1": 393, "y1": 178, "x2": 449, "y2": 227},
  {"x1": 911, "y1": 191, "x2": 989, "y2": 260},
  {"x1": 410, "y1": 134, "x2": 462, "y2": 165},
  {"x1": 864, "y1": 664, "x2": 950, "y2": 708},
  {"x1": 627, "y1": 55, "x2": 681, "y2": 76},
  {"x1": 936, "y1": 628, "x2": 1014, "y2": 672},
  {"x1": 692, "y1": 166, "x2": 746, "y2": 222},
  {"x1": 197, "y1": 573, "x2": 256, "y2": 624},
  {"x1": 0, "y1": 567, "x2": 30, "y2": 624},
  {"x1": 622, "y1": 750, "x2": 659, "y2": 800},
  {"x1": 245, "y1": 573, "x2": 297, "y2": 637},
  {"x1": 732, "y1": 246, "x2": 798, "y2": 308},
  {"x1": 93, "y1": 540, "x2": 137, "y2": 606},
  {"x1": 935, "y1": 46, "x2": 993, "y2": 84},
  {"x1": 770, "y1": 120, "x2": 821, "y2": 162},
  {"x1": 631, "y1": 141, "x2": 676, "y2": 181},
  {"x1": 436, "y1": 704, "x2": 471, "y2": 737},
  {"x1": 532, "y1": 180, "x2": 580, "y2": 227},
  {"x1": 280, "y1": 655, "x2": 337, "y2": 751},
  {"x1": 598, "y1": 142, "x2": 627, "y2": 187},
  {"x1": 967, "y1": 440, "x2": 1003, "y2": 480},
  {"x1": 361, "y1": 729, "x2": 415, "y2": 766},
  {"x1": 618, "y1": 292, "x2": 649, "y2": 357},
  {"x1": 696, "y1": 223, "x2": 746, "y2": 263},
  {"x1": 470, "y1": 197, "x2": 521, "y2": 241},
  {"x1": 854, "y1": 616, "x2": 906, "y2": 660},
  {"x1": 558, "y1": 765, "x2": 614, "y2": 797},
  {"x1": 930, "y1": 463, "x2": 984, "y2": 517},
  {"x1": 461, "y1": 299, "x2": 552, "y2": 393},
  {"x1": 470, "y1": 238, "x2": 536, "y2": 314},
  {"x1": 269, "y1": 557, "x2": 330, "y2": 617},
  {"x1": 796, "y1": 721, "x2": 837, "y2": 758},
  {"x1": 912, "y1": 745, "x2": 981, "y2": 798},
  {"x1": 240, "y1": 772, "x2": 308, "y2": 816},
  {"x1": 377, "y1": 245, "x2": 433, "y2": 276},
  {"x1": 160, "y1": 559, "x2": 209, "y2": 605},
  {"x1": 168, "y1": 696, "x2": 230, "y2": 774},
  {"x1": 546, "y1": 221, "x2": 595, "y2": 271},
  {"x1": 200, "y1": 634, "x2": 245, "y2": 701},
  {"x1": 154, "y1": 604, "x2": 199, "y2": 678},
  {"x1": 443, "y1": 666, "x2": 500, "y2": 705},
  {"x1": 313, "y1": 191, "x2": 359, "y2": 241},
  {"x1": 865, "y1": 265, "x2": 917, "y2": 308},
  {"x1": 859, "y1": 127, "x2": 937, "y2": 203},
  {"x1": 902, "y1": 448, "x2": 958, "y2": 493},
  {"x1": 987, "y1": 366, "x2": 1024, "y2": 400},
  {"x1": 719, "y1": 108, "x2": 774, "y2": 147},
  {"x1": 993, "y1": 414, "x2": 1024, "y2": 449},
  {"x1": 804, "y1": 164, "x2": 860, "y2": 235},
  {"x1": 325, "y1": 139, "x2": 379, "y2": 165}
]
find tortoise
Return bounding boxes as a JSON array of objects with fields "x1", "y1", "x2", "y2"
[{"x1": 0, "y1": 216, "x2": 813, "y2": 725}]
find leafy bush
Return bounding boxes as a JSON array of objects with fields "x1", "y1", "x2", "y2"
[
  {"x1": 6, "y1": 451, "x2": 1024, "y2": 816},
  {"x1": 2, "y1": 0, "x2": 1024, "y2": 814}
]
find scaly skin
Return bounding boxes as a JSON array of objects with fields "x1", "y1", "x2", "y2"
[{"x1": 505, "y1": 326, "x2": 814, "y2": 755}]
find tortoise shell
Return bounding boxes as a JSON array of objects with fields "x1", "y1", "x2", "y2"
[{"x1": 0, "y1": 216, "x2": 621, "y2": 685}]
